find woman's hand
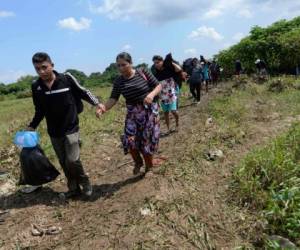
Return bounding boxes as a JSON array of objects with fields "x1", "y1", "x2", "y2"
[
  {"x1": 181, "y1": 71, "x2": 188, "y2": 81},
  {"x1": 95, "y1": 103, "x2": 106, "y2": 118},
  {"x1": 144, "y1": 93, "x2": 154, "y2": 105}
]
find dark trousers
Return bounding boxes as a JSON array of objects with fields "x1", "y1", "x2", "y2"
[
  {"x1": 190, "y1": 82, "x2": 201, "y2": 101},
  {"x1": 51, "y1": 132, "x2": 90, "y2": 191}
]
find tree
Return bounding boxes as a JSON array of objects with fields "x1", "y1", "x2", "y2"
[
  {"x1": 135, "y1": 63, "x2": 149, "y2": 69},
  {"x1": 101, "y1": 63, "x2": 119, "y2": 83},
  {"x1": 215, "y1": 16, "x2": 300, "y2": 76},
  {"x1": 85, "y1": 72, "x2": 104, "y2": 87},
  {"x1": 279, "y1": 29, "x2": 300, "y2": 73},
  {"x1": 89, "y1": 72, "x2": 102, "y2": 79}
]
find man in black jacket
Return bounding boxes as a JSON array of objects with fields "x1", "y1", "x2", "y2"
[{"x1": 28, "y1": 52, "x2": 104, "y2": 198}]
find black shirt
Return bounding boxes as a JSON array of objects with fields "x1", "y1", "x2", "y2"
[
  {"x1": 151, "y1": 66, "x2": 177, "y2": 82},
  {"x1": 235, "y1": 61, "x2": 242, "y2": 72}
]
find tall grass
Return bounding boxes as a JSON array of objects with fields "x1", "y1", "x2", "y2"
[{"x1": 234, "y1": 123, "x2": 300, "y2": 244}]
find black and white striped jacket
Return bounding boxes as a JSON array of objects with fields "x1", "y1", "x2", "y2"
[{"x1": 29, "y1": 71, "x2": 99, "y2": 137}]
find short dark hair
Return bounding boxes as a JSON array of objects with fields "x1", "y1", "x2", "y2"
[
  {"x1": 152, "y1": 55, "x2": 163, "y2": 62},
  {"x1": 32, "y1": 52, "x2": 52, "y2": 64},
  {"x1": 192, "y1": 58, "x2": 198, "y2": 66},
  {"x1": 116, "y1": 52, "x2": 132, "y2": 64}
]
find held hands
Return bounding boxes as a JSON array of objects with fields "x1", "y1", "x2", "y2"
[{"x1": 95, "y1": 103, "x2": 106, "y2": 118}]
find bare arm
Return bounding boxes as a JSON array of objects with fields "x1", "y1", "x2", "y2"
[
  {"x1": 172, "y1": 62, "x2": 182, "y2": 73},
  {"x1": 95, "y1": 98, "x2": 118, "y2": 118},
  {"x1": 144, "y1": 83, "x2": 162, "y2": 105},
  {"x1": 104, "y1": 98, "x2": 118, "y2": 111},
  {"x1": 150, "y1": 83, "x2": 162, "y2": 97}
]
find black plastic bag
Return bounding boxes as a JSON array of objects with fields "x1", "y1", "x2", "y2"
[{"x1": 19, "y1": 145, "x2": 60, "y2": 186}]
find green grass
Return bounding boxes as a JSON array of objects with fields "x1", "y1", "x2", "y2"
[
  {"x1": 0, "y1": 97, "x2": 35, "y2": 146},
  {"x1": 209, "y1": 77, "x2": 300, "y2": 139},
  {"x1": 0, "y1": 85, "x2": 126, "y2": 165},
  {"x1": 0, "y1": 83, "x2": 192, "y2": 164},
  {"x1": 234, "y1": 123, "x2": 300, "y2": 246},
  {"x1": 206, "y1": 76, "x2": 300, "y2": 247}
]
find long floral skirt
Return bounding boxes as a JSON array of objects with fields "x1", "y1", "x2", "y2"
[{"x1": 122, "y1": 103, "x2": 160, "y2": 156}]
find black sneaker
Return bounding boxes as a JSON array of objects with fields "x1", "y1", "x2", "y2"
[
  {"x1": 59, "y1": 188, "x2": 81, "y2": 200},
  {"x1": 81, "y1": 182, "x2": 93, "y2": 197}
]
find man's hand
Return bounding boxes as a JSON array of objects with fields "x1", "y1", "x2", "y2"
[
  {"x1": 144, "y1": 93, "x2": 154, "y2": 105},
  {"x1": 96, "y1": 103, "x2": 106, "y2": 118}
]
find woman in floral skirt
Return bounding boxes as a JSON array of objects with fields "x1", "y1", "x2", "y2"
[{"x1": 97, "y1": 52, "x2": 162, "y2": 175}]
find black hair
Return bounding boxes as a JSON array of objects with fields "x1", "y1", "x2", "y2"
[
  {"x1": 152, "y1": 55, "x2": 163, "y2": 62},
  {"x1": 32, "y1": 52, "x2": 52, "y2": 64},
  {"x1": 116, "y1": 52, "x2": 132, "y2": 64},
  {"x1": 192, "y1": 58, "x2": 198, "y2": 66}
]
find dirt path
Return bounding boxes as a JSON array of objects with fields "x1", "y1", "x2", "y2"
[{"x1": 0, "y1": 83, "x2": 297, "y2": 249}]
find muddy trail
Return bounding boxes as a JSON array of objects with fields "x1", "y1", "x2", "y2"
[{"x1": 0, "y1": 82, "x2": 297, "y2": 249}]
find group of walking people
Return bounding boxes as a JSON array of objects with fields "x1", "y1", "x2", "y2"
[
  {"x1": 26, "y1": 51, "x2": 218, "y2": 199},
  {"x1": 184, "y1": 56, "x2": 221, "y2": 103}
]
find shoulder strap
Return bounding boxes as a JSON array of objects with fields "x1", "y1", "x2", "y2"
[{"x1": 136, "y1": 68, "x2": 148, "y2": 81}]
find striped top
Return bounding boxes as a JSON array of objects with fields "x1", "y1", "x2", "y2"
[{"x1": 110, "y1": 68, "x2": 159, "y2": 105}]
